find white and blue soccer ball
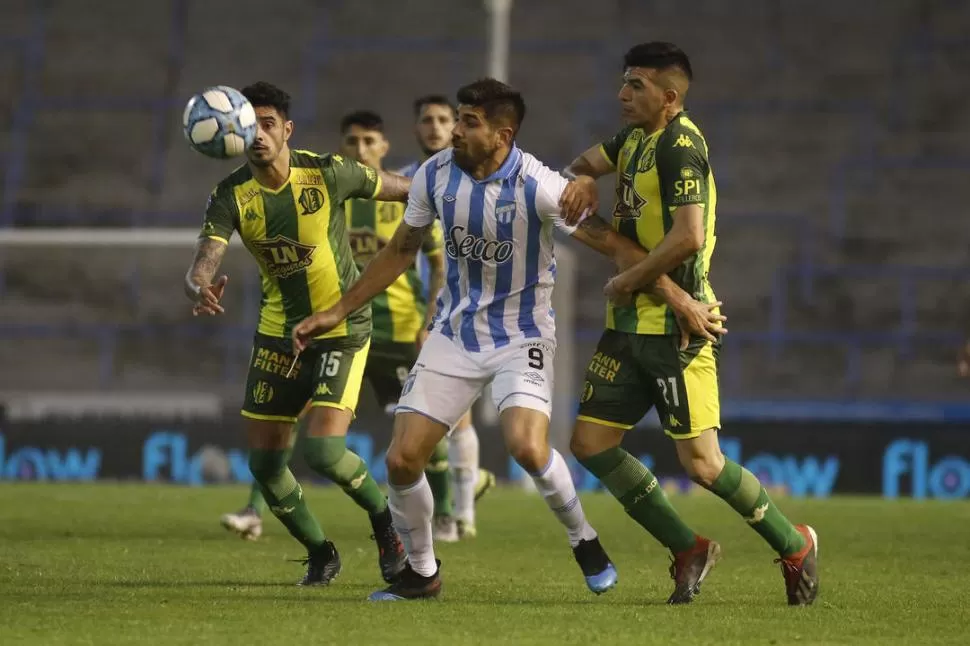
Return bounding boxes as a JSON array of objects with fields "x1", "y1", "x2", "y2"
[{"x1": 182, "y1": 86, "x2": 257, "y2": 159}]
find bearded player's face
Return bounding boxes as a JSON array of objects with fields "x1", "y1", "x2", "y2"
[
  {"x1": 618, "y1": 67, "x2": 666, "y2": 128},
  {"x1": 451, "y1": 105, "x2": 499, "y2": 171},
  {"x1": 247, "y1": 106, "x2": 292, "y2": 167}
]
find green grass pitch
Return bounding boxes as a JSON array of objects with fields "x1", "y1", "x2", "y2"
[{"x1": 1, "y1": 484, "x2": 968, "y2": 645}]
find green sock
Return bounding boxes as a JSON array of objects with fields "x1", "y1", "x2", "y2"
[
  {"x1": 580, "y1": 447, "x2": 696, "y2": 553},
  {"x1": 426, "y1": 438, "x2": 454, "y2": 518},
  {"x1": 707, "y1": 459, "x2": 806, "y2": 557},
  {"x1": 304, "y1": 436, "x2": 387, "y2": 515},
  {"x1": 249, "y1": 449, "x2": 325, "y2": 550},
  {"x1": 245, "y1": 418, "x2": 298, "y2": 515},
  {"x1": 246, "y1": 482, "x2": 267, "y2": 515}
]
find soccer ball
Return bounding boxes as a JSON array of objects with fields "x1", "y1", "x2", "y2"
[{"x1": 182, "y1": 86, "x2": 257, "y2": 159}]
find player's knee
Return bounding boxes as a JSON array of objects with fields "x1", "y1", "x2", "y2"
[
  {"x1": 385, "y1": 443, "x2": 425, "y2": 482},
  {"x1": 249, "y1": 449, "x2": 287, "y2": 483},
  {"x1": 569, "y1": 431, "x2": 599, "y2": 461},
  {"x1": 680, "y1": 450, "x2": 726, "y2": 487},
  {"x1": 509, "y1": 438, "x2": 550, "y2": 475},
  {"x1": 569, "y1": 423, "x2": 621, "y2": 460}
]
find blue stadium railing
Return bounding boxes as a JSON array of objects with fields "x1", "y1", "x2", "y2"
[{"x1": 2, "y1": 1, "x2": 968, "y2": 396}]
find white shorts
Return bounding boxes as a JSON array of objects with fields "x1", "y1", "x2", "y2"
[{"x1": 395, "y1": 331, "x2": 555, "y2": 428}]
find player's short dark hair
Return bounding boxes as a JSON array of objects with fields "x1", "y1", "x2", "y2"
[
  {"x1": 413, "y1": 94, "x2": 456, "y2": 118},
  {"x1": 241, "y1": 81, "x2": 291, "y2": 118},
  {"x1": 339, "y1": 110, "x2": 385, "y2": 134},
  {"x1": 455, "y1": 78, "x2": 526, "y2": 135},
  {"x1": 623, "y1": 42, "x2": 693, "y2": 81}
]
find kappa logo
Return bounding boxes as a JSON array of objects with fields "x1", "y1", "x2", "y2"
[
  {"x1": 674, "y1": 134, "x2": 695, "y2": 148},
  {"x1": 746, "y1": 502, "x2": 769, "y2": 525},
  {"x1": 349, "y1": 471, "x2": 368, "y2": 489}
]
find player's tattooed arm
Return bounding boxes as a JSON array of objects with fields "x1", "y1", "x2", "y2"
[
  {"x1": 374, "y1": 171, "x2": 411, "y2": 203},
  {"x1": 184, "y1": 237, "x2": 229, "y2": 315},
  {"x1": 292, "y1": 223, "x2": 429, "y2": 351}
]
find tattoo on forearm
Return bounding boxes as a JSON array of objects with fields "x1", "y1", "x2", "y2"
[
  {"x1": 187, "y1": 238, "x2": 226, "y2": 286},
  {"x1": 397, "y1": 224, "x2": 430, "y2": 254},
  {"x1": 578, "y1": 214, "x2": 611, "y2": 241}
]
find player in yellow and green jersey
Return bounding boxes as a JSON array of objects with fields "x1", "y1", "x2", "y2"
[
  {"x1": 399, "y1": 96, "x2": 496, "y2": 541},
  {"x1": 338, "y1": 109, "x2": 461, "y2": 537},
  {"x1": 184, "y1": 81, "x2": 407, "y2": 586},
  {"x1": 561, "y1": 43, "x2": 818, "y2": 605}
]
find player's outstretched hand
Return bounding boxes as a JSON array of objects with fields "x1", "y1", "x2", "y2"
[
  {"x1": 559, "y1": 176, "x2": 598, "y2": 226},
  {"x1": 292, "y1": 309, "x2": 341, "y2": 353},
  {"x1": 674, "y1": 300, "x2": 728, "y2": 350},
  {"x1": 192, "y1": 275, "x2": 228, "y2": 316}
]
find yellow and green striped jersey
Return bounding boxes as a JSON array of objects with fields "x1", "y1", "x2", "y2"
[
  {"x1": 200, "y1": 149, "x2": 379, "y2": 341},
  {"x1": 346, "y1": 198, "x2": 444, "y2": 343},
  {"x1": 600, "y1": 112, "x2": 718, "y2": 335}
]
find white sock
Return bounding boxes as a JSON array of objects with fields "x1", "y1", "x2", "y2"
[
  {"x1": 388, "y1": 474, "x2": 437, "y2": 577},
  {"x1": 530, "y1": 449, "x2": 597, "y2": 547},
  {"x1": 448, "y1": 423, "x2": 480, "y2": 524}
]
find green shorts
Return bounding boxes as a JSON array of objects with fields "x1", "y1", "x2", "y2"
[
  {"x1": 364, "y1": 341, "x2": 419, "y2": 410},
  {"x1": 241, "y1": 333, "x2": 370, "y2": 423},
  {"x1": 577, "y1": 329, "x2": 721, "y2": 439}
]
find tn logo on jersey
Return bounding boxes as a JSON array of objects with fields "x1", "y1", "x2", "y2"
[
  {"x1": 252, "y1": 235, "x2": 316, "y2": 278},
  {"x1": 612, "y1": 172, "x2": 648, "y2": 220},
  {"x1": 348, "y1": 228, "x2": 385, "y2": 266},
  {"x1": 446, "y1": 225, "x2": 513, "y2": 264},
  {"x1": 298, "y1": 187, "x2": 325, "y2": 215},
  {"x1": 378, "y1": 203, "x2": 398, "y2": 223}
]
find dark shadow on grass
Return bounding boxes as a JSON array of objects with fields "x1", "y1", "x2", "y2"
[
  {"x1": 224, "y1": 594, "x2": 741, "y2": 607},
  {"x1": 101, "y1": 580, "x2": 317, "y2": 589}
]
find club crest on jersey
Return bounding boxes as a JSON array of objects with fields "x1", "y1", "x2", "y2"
[
  {"x1": 637, "y1": 148, "x2": 656, "y2": 172},
  {"x1": 252, "y1": 235, "x2": 316, "y2": 277},
  {"x1": 446, "y1": 225, "x2": 513, "y2": 264},
  {"x1": 494, "y1": 201, "x2": 516, "y2": 225},
  {"x1": 298, "y1": 187, "x2": 325, "y2": 215}
]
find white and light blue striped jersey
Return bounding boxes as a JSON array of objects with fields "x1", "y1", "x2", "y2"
[
  {"x1": 404, "y1": 145, "x2": 575, "y2": 352},
  {"x1": 396, "y1": 160, "x2": 422, "y2": 179}
]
